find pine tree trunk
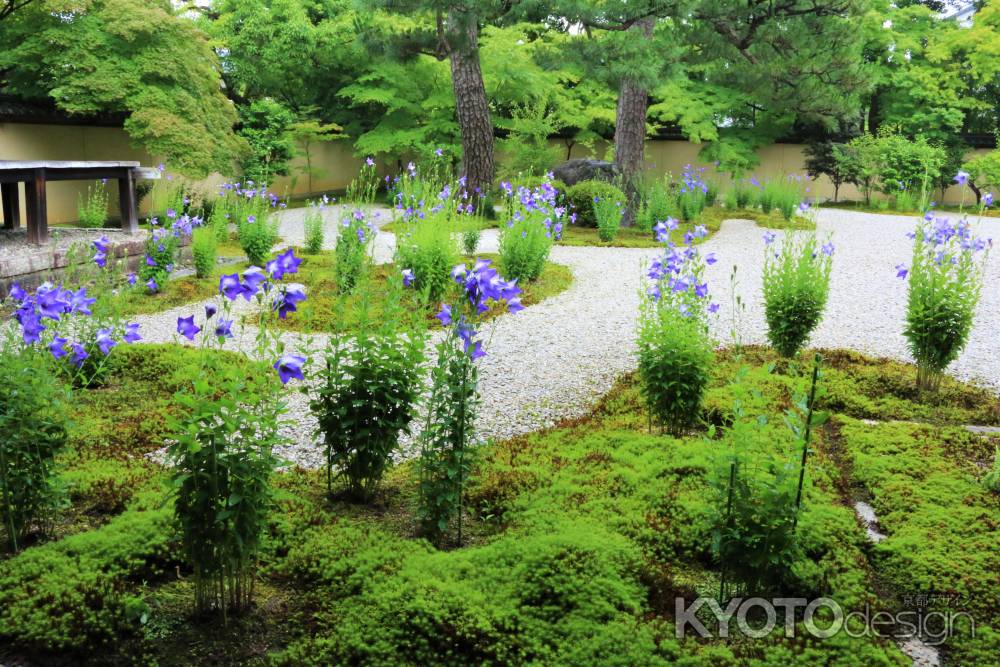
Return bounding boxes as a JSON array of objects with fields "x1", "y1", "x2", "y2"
[
  {"x1": 448, "y1": 12, "x2": 494, "y2": 196},
  {"x1": 614, "y1": 17, "x2": 654, "y2": 226}
]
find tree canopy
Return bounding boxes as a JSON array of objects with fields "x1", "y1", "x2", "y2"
[
  {"x1": 0, "y1": 0, "x2": 244, "y2": 177},
  {"x1": 1, "y1": 0, "x2": 998, "y2": 187}
]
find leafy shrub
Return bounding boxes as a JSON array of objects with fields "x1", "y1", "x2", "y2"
[
  {"x1": 675, "y1": 164, "x2": 710, "y2": 222},
  {"x1": 635, "y1": 176, "x2": 671, "y2": 232},
  {"x1": 167, "y1": 361, "x2": 282, "y2": 615},
  {"x1": 138, "y1": 229, "x2": 180, "y2": 292},
  {"x1": 303, "y1": 203, "x2": 325, "y2": 254},
  {"x1": 637, "y1": 306, "x2": 713, "y2": 434},
  {"x1": 902, "y1": 214, "x2": 988, "y2": 391},
  {"x1": 637, "y1": 227, "x2": 715, "y2": 433},
  {"x1": 77, "y1": 181, "x2": 109, "y2": 228},
  {"x1": 499, "y1": 180, "x2": 561, "y2": 282},
  {"x1": 334, "y1": 210, "x2": 373, "y2": 294},
  {"x1": 309, "y1": 282, "x2": 425, "y2": 501},
  {"x1": 237, "y1": 209, "x2": 279, "y2": 266},
  {"x1": 593, "y1": 196, "x2": 623, "y2": 242},
  {"x1": 0, "y1": 349, "x2": 70, "y2": 551},
  {"x1": 725, "y1": 179, "x2": 756, "y2": 209},
  {"x1": 565, "y1": 180, "x2": 626, "y2": 228},
  {"x1": 773, "y1": 176, "x2": 806, "y2": 221},
  {"x1": 395, "y1": 217, "x2": 460, "y2": 303},
  {"x1": 0, "y1": 503, "x2": 176, "y2": 654},
  {"x1": 762, "y1": 234, "x2": 833, "y2": 358},
  {"x1": 191, "y1": 226, "x2": 217, "y2": 278}
]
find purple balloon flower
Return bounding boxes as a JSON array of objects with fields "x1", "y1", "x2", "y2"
[
  {"x1": 127, "y1": 272, "x2": 137, "y2": 286},
  {"x1": 273, "y1": 353, "x2": 306, "y2": 384},
  {"x1": 176, "y1": 315, "x2": 201, "y2": 341},
  {"x1": 49, "y1": 336, "x2": 69, "y2": 360},
  {"x1": 8, "y1": 283, "x2": 27, "y2": 302},
  {"x1": 984, "y1": 192, "x2": 994, "y2": 207},
  {"x1": 69, "y1": 288, "x2": 96, "y2": 315},
  {"x1": 93, "y1": 236, "x2": 110, "y2": 267},
  {"x1": 273, "y1": 283, "x2": 307, "y2": 319},
  {"x1": 954, "y1": 171, "x2": 969, "y2": 186},
  {"x1": 146, "y1": 278, "x2": 158, "y2": 293},
  {"x1": 214, "y1": 318, "x2": 234, "y2": 338},
  {"x1": 205, "y1": 303, "x2": 218, "y2": 319},
  {"x1": 70, "y1": 342, "x2": 89, "y2": 368},
  {"x1": 96, "y1": 328, "x2": 116, "y2": 355},
  {"x1": 402, "y1": 268, "x2": 415, "y2": 287},
  {"x1": 219, "y1": 273, "x2": 242, "y2": 300},
  {"x1": 241, "y1": 266, "x2": 268, "y2": 298},
  {"x1": 436, "y1": 304, "x2": 453, "y2": 326},
  {"x1": 123, "y1": 322, "x2": 142, "y2": 344},
  {"x1": 895, "y1": 263, "x2": 908, "y2": 279}
]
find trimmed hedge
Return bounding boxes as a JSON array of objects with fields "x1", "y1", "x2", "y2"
[{"x1": 565, "y1": 180, "x2": 626, "y2": 228}]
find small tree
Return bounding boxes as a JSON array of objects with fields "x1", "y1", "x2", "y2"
[
  {"x1": 289, "y1": 115, "x2": 343, "y2": 196},
  {"x1": 804, "y1": 141, "x2": 852, "y2": 203},
  {"x1": 237, "y1": 99, "x2": 297, "y2": 184},
  {"x1": 836, "y1": 134, "x2": 880, "y2": 205}
]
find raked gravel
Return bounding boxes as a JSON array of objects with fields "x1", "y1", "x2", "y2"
[{"x1": 128, "y1": 205, "x2": 1000, "y2": 467}]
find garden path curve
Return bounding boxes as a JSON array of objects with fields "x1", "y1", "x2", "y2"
[{"x1": 130, "y1": 206, "x2": 1000, "y2": 466}]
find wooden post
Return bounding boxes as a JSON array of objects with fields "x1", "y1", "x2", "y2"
[
  {"x1": 24, "y1": 169, "x2": 48, "y2": 245},
  {"x1": 1, "y1": 182, "x2": 20, "y2": 230},
  {"x1": 118, "y1": 169, "x2": 138, "y2": 233}
]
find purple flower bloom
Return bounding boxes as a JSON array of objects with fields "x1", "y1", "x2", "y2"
[
  {"x1": 436, "y1": 304, "x2": 453, "y2": 326},
  {"x1": 8, "y1": 283, "x2": 27, "y2": 302},
  {"x1": 954, "y1": 171, "x2": 969, "y2": 186},
  {"x1": 219, "y1": 273, "x2": 242, "y2": 300},
  {"x1": 821, "y1": 242, "x2": 835, "y2": 257},
  {"x1": 241, "y1": 266, "x2": 268, "y2": 298},
  {"x1": 984, "y1": 192, "x2": 994, "y2": 207},
  {"x1": 49, "y1": 336, "x2": 69, "y2": 360},
  {"x1": 96, "y1": 328, "x2": 116, "y2": 355},
  {"x1": 70, "y1": 342, "x2": 88, "y2": 368},
  {"x1": 694, "y1": 282, "x2": 709, "y2": 298},
  {"x1": 127, "y1": 272, "x2": 137, "y2": 286},
  {"x1": 146, "y1": 278, "x2": 158, "y2": 293},
  {"x1": 273, "y1": 353, "x2": 306, "y2": 384},
  {"x1": 69, "y1": 288, "x2": 96, "y2": 315},
  {"x1": 145, "y1": 255, "x2": 156, "y2": 267},
  {"x1": 434, "y1": 148, "x2": 443, "y2": 157},
  {"x1": 402, "y1": 268, "x2": 415, "y2": 287},
  {"x1": 93, "y1": 236, "x2": 110, "y2": 267},
  {"x1": 705, "y1": 253, "x2": 717, "y2": 265},
  {"x1": 895, "y1": 263, "x2": 908, "y2": 279},
  {"x1": 247, "y1": 215, "x2": 256, "y2": 224},
  {"x1": 763, "y1": 231, "x2": 776, "y2": 245},
  {"x1": 273, "y1": 283, "x2": 307, "y2": 319},
  {"x1": 123, "y1": 322, "x2": 142, "y2": 343},
  {"x1": 176, "y1": 315, "x2": 201, "y2": 341},
  {"x1": 267, "y1": 248, "x2": 302, "y2": 280},
  {"x1": 214, "y1": 318, "x2": 234, "y2": 338},
  {"x1": 708, "y1": 303, "x2": 720, "y2": 313},
  {"x1": 366, "y1": 157, "x2": 375, "y2": 167},
  {"x1": 506, "y1": 297, "x2": 524, "y2": 313}
]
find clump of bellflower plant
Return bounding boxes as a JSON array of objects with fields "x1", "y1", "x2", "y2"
[
  {"x1": 675, "y1": 164, "x2": 710, "y2": 222},
  {"x1": 498, "y1": 176, "x2": 563, "y2": 283},
  {"x1": 335, "y1": 208, "x2": 374, "y2": 294},
  {"x1": 761, "y1": 231, "x2": 834, "y2": 358},
  {"x1": 393, "y1": 164, "x2": 469, "y2": 302},
  {"x1": 593, "y1": 195, "x2": 623, "y2": 242},
  {"x1": 897, "y1": 205, "x2": 990, "y2": 391},
  {"x1": 167, "y1": 248, "x2": 307, "y2": 617},
  {"x1": 419, "y1": 258, "x2": 523, "y2": 545},
  {"x1": 213, "y1": 181, "x2": 281, "y2": 266},
  {"x1": 636, "y1": 219, "x2": 717, "y2": 434},
  {"x1": 303, "y1": 197, "x2": 328, "y2": 254},
  {"x1": 308, "y1": 270, "x2": 426, "y2": 501},
  {"x1": 0, "y1": 241, "x2": 143, "y2": 550}
]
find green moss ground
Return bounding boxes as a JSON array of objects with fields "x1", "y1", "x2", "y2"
[
  {"x1": 120, "y1": 249, "x2": 573, "y2": 333},
  {"x1": 557, "y1": 206, "x2": 815, "y2": 249},
  {"x1": 0, "y1": 344, "x2": 996, "y2": 665}
]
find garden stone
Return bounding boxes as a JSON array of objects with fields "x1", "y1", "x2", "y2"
[{"x1": 552, "y1": 159, "x2": 619, "y2": 186}]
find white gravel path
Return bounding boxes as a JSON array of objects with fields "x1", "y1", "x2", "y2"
[{"x1": 128, "y1": 205, "x2": 1000, "y2": 466}]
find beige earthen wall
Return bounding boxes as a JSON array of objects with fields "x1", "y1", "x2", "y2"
[{"x1": 1, "y1": 122, "x2": 991, "y2": 225}]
